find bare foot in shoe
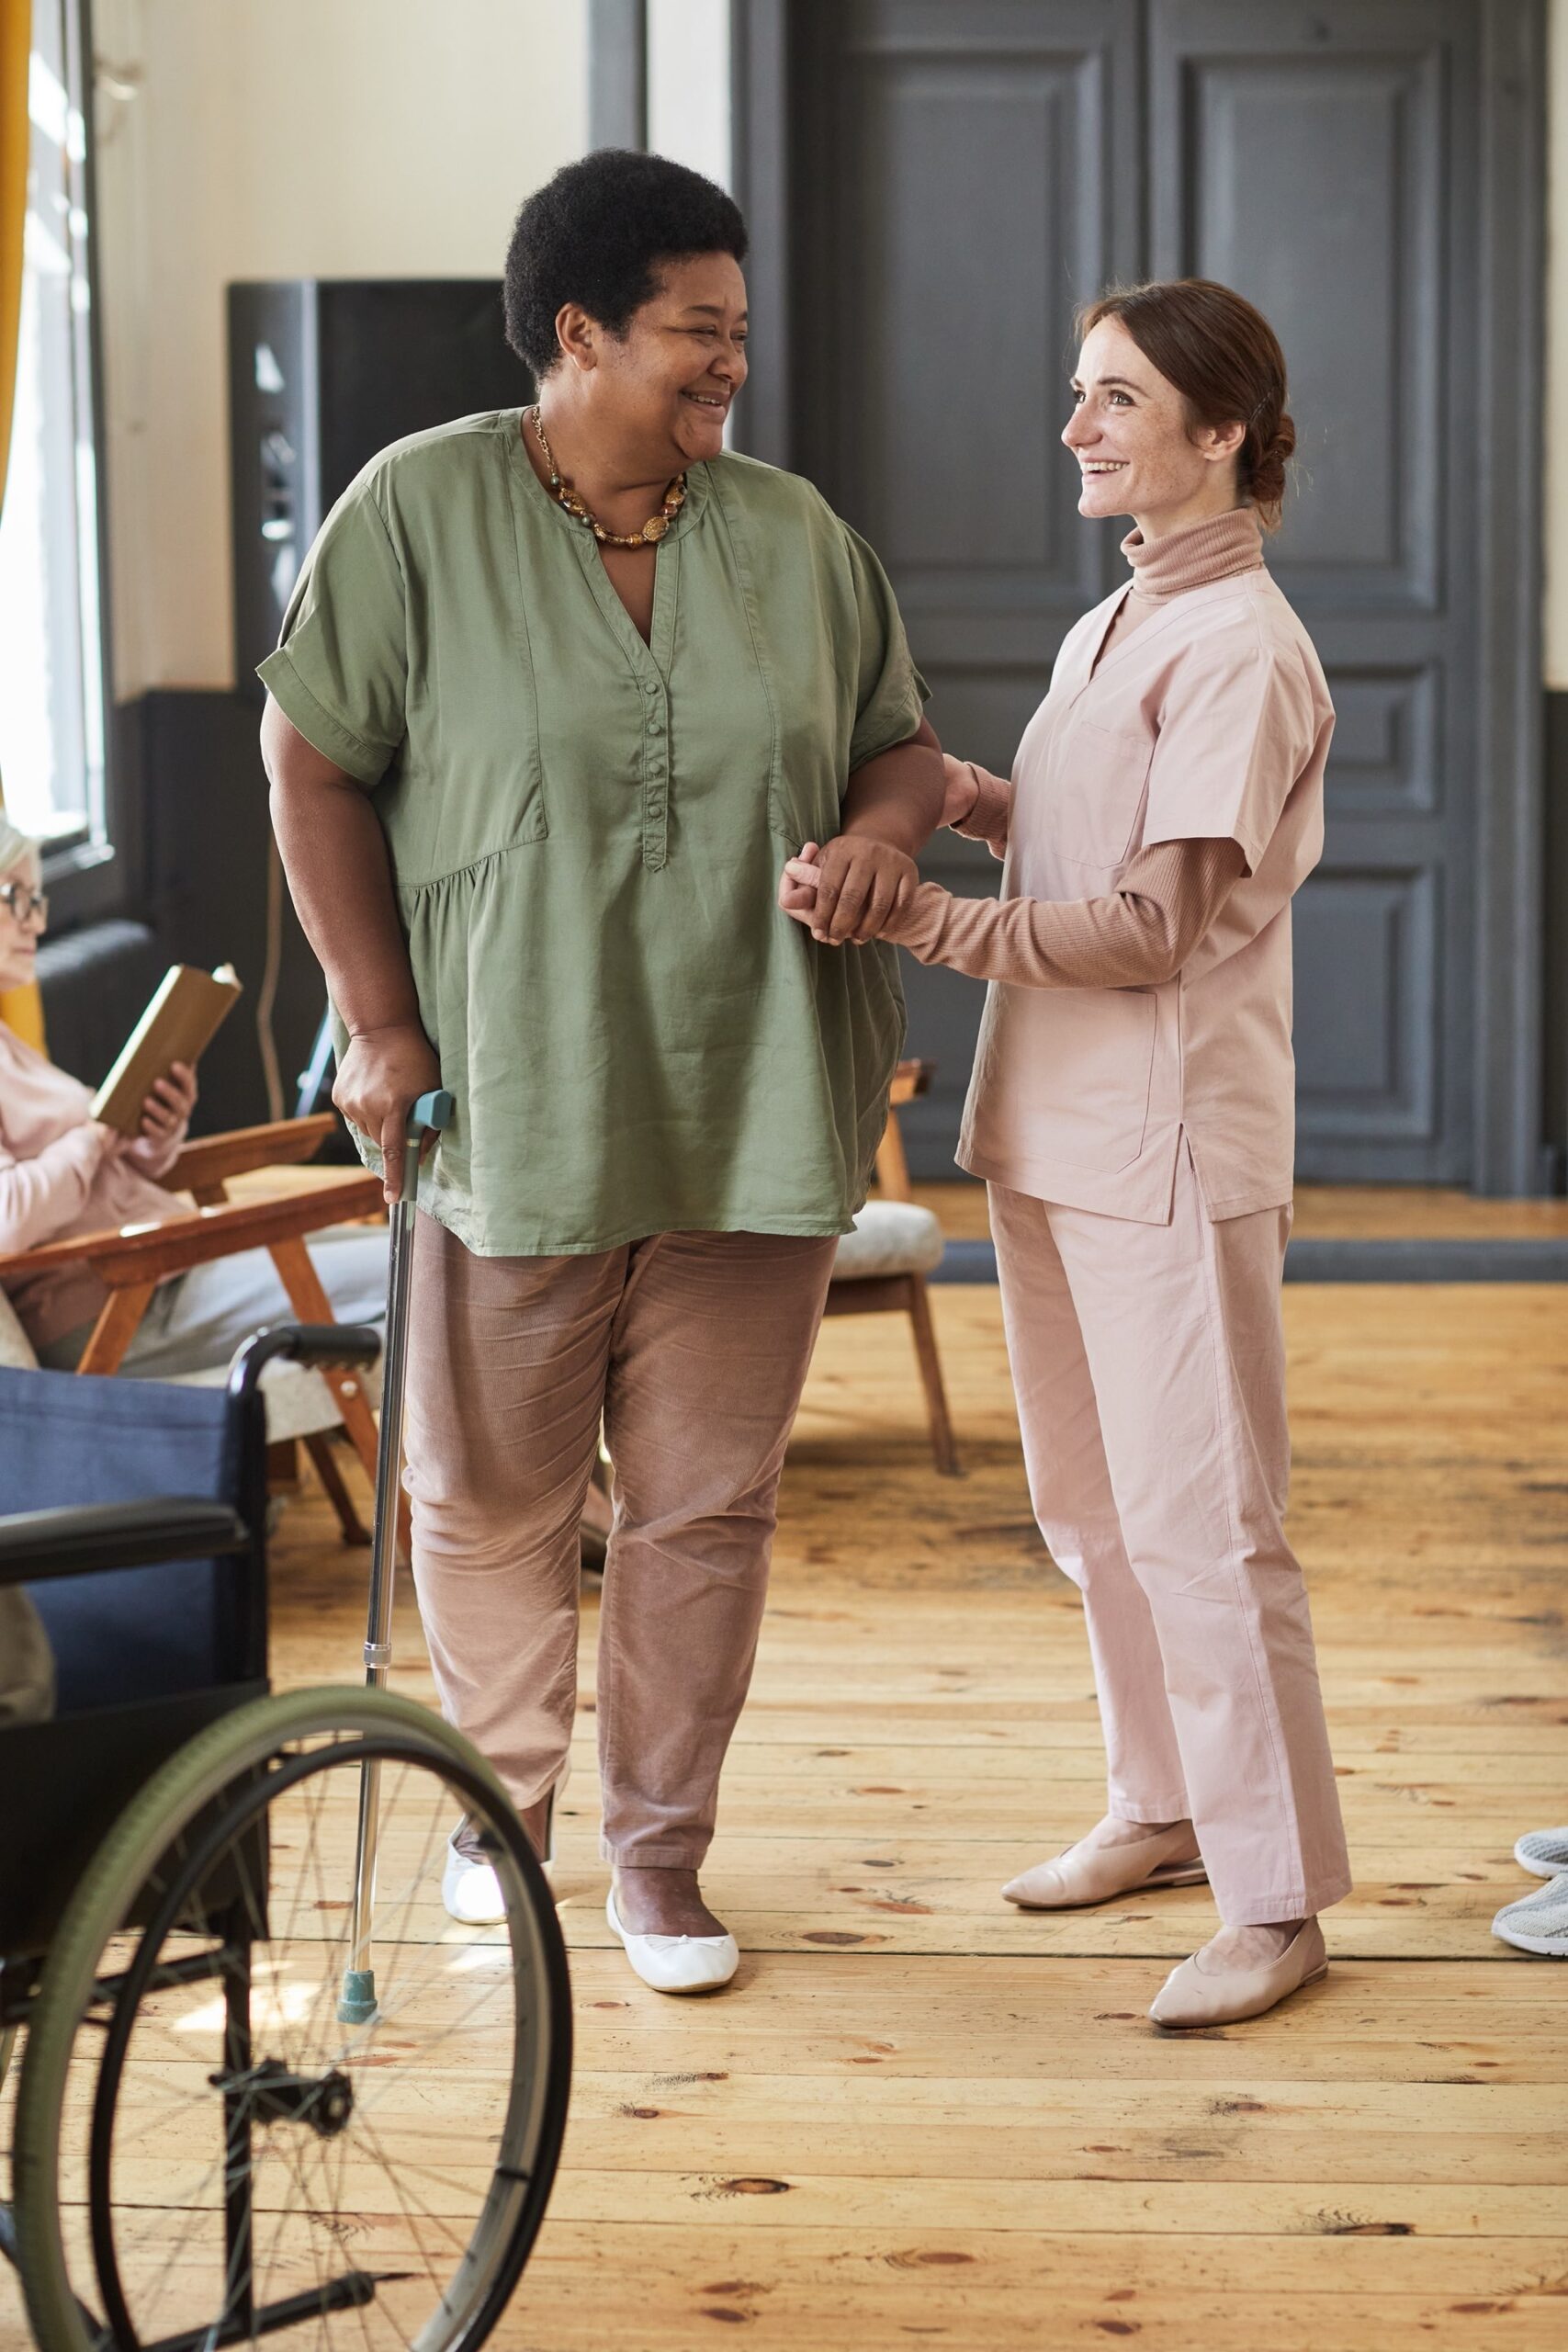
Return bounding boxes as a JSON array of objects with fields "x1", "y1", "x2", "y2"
[
  {"x1": 613, "y1": 1864, "x2": 727, "y2": 1938},
  {"x1": 1002, "y1": 1817, "x2": 1203, "y2": 1909},
  {"x1": 1079, "y1": 1814, "x2": 1195, "y2": 1855},
  {"x1": 1195, "y1": 1918, "x2": 1305, "y2": 1973}
]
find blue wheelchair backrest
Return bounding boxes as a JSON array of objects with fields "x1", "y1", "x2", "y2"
[{"x1": 0, "y1": 1365, "x2": 250, "y2": 1712}]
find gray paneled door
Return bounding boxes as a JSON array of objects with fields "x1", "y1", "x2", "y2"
[{"x1": 738, "y1": 0, "x2": 1544, "y2": 1187}]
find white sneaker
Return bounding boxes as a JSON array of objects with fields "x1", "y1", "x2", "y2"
[
  {"x1": 605, "y1": 1890, "x2": 739, "y2": 1995},
  {"x1": 1493, "y1": 1877, "x2": 1568, "y2": 1957},
  {"x1": 1514, "y1": 1828, "x2": 1568, "y2": 1879}
]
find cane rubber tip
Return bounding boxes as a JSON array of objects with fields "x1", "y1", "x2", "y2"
[{"x1": 336, "y1": 1969, "x2": 378, "y2": 2025}]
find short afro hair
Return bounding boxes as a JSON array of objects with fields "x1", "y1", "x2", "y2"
[{"x1": 504, "y1": 150, "x2": 749, "y2": 380}]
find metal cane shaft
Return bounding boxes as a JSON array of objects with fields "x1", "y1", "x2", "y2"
[
  {"x1": 340, "y1": 1091, "x2": 452, "y2": 2021},
  {"x1": 362, "y1": 1143, "x2": 421, "y2": 1684},
  {"x1": 346, "y1": 1134, "x2": 422, "y2": 1989}
]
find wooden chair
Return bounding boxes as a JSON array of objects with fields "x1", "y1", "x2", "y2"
[
  {"x1": 0, "y1": 1114, "x2": 386, "y2": 1544},
  {"x1": 822, "y1": 1058, "x2": 959, "y2": 1475}
]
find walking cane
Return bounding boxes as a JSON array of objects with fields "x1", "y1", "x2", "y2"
[{"x1": 338, "y1": 1086, "x2": 454, "y2": 2026}]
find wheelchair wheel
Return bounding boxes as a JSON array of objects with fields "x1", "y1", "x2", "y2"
[{"x1": 14, "y1": 1687, "x2": 571, "y2": 2351}]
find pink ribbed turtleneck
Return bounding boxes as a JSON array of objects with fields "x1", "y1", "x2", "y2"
[{"x1": 1100, "y1": 505, "x2": 1265, "y2": 662}]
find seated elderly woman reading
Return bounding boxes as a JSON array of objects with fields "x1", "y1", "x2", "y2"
[{"x1": 0, "y1": 811, "x2": 386, "y2": 1375}]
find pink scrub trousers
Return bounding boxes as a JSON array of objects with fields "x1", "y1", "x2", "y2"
[
  {"x1": 989, "y1": 1140, "x2": 1351, "y2": 1927},
  {"x1": 402, "y1": 1214, "x2": 840, "y2": 1869}
]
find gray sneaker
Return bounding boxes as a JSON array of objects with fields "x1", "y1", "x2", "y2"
[
  {"x1": 1493, "y1": 1876, "x2": 1568, "y2": 1957},
  {"x1": 1513, "y1": 1828, "x2": 1568, "y2": 1878}
]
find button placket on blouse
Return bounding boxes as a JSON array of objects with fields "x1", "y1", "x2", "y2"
[
  {"x1": 634, "y1": 662, "x2": 667, "y2": 872},
  {"x1": 638, "y1": 542, "x2": 680, "y2": 874}
]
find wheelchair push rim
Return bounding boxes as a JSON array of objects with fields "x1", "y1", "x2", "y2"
[{"x1": 13, "y1": 1686, "x2": 572, "y2": 2352}]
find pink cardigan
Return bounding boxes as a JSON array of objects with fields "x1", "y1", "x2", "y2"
[{"x1": 0, "y1": 1022, "x2": 187, "y2": 1349}]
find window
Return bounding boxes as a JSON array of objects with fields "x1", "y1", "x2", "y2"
[{"x1": 0, "y1": 0, "x2": 113, "y2": 911}]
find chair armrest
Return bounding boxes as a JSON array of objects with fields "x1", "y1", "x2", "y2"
[
  {"x1": 889, "y1": 1057, "x2": 933, "y2": 1107},
  {"x1": 154, "y1": 1114, "x2": 336, "y2": 1195},
  {"x1": 0, "y1": 1174, "x2": 385, "y2": 1288},
  {"x1": 0, "y1": 1498, "x2": 248, "y2": 1586}
]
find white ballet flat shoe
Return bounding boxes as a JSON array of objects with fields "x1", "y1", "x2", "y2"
[
  {"x1": 605, "y1": 1890, "x2": 739, "y2": 1995},
  {"x1": 441, "y1": 1788, "x2": 557, "y2": 1926},
  {"x1": 442, "y1": 1835, "x2": 506, "y2": 1925}
]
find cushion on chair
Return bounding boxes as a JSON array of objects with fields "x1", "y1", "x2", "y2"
[{"x1": 831, "y1": 1201, "x2": 945, "y2": 1282}]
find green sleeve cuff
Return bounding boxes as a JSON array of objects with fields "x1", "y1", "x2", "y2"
[{"x1": 255, "y1": 649, "x2": 394, "y2": 787}]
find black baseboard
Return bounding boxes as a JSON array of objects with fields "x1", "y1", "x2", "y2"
[
  {"x1": 930, "y1": 1235, "x2": 1568, "y2": 1284},
  {"x1": 1544, "y1": 686, "x2": 1568, "y2": 1188}
]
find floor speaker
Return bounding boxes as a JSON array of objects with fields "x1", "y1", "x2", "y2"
[{"x1": 228, "y1": 278, "x2": 529, "y2": 696}]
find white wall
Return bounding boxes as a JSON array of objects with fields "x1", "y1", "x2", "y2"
[
  {"x1": 647, "y1": 0, "x2": 731, "y2": 189},
  {"x1": 92, "y1": 0, "x2": 588, "y2": 695},
  {"x1": 1549, "y1": 0, "x2": 1568, "y2": 690}
]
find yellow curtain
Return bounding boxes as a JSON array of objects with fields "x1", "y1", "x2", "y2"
[{"x1": 0, "y1": 0, "x2": 44, "y2": 1052}]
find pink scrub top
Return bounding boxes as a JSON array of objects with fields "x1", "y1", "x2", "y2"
[{"x1": 959, "y1": 560, "x2": 1334, "y2": 1223}]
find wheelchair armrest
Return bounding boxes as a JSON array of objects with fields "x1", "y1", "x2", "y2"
[
  {"x1": 0, "y1": 1498, "x2": 248, "y2": 1586},
  {"x1": 227, "y1": 1322, "x2": 381, "y2": 1409}
]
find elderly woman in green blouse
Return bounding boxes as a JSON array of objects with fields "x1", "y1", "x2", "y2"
[{"x1": 261, "y1": 151, "x2": 943, "y2": 1995}]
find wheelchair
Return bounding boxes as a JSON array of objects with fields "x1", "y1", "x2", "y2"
[{"x1": 0, "y1": 1327, "x2": 572, "y2": 2351}]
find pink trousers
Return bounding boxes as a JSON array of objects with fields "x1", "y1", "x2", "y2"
[
  {"x1": 989, "y1": 1143, "x2": 1351, "y2": 1926},
  {"x1": 402, "y1": 1216, "x2": 838, "y2": 1868}
]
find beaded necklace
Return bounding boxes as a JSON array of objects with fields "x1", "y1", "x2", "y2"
[{"x1": 528, "y1": 406, "x2": 686, "y2": 547}]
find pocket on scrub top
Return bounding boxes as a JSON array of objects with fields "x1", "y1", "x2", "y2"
[
  {"x1": 1049, "y1": 713, "x2": 1154, "y2": 867},
  {"x1": 1035, "y1": 987, "x2": 1158, "y2": 1171}
]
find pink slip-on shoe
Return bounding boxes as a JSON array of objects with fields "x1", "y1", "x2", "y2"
[
  {"x1": 1002, "y1": 1824, "x2": 1208, "y2": 1910},
  {"x1": 1149, "y1": 1917, "x2": 1328, "y2": 2029}
]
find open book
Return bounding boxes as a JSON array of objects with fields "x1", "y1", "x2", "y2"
[{"x1": 90, "y1": 964, "x2": 244, "y2": 1136}]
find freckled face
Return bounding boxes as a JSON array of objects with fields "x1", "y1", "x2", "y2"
[{"x1": 1062, "y1": 317, "x2": 1228, "y2": 526}]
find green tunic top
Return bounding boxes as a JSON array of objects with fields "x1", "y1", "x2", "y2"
[{"x1": 258, "y1": 410, "x2": 926, "y2": 1257}]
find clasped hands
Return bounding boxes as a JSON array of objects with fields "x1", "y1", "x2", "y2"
[
  {"x1": 775, "y1": 752, "x2": 978, "y2": 945},
  {"x1": 776, "y1": 834, "x2": 919, "y2": 946}
]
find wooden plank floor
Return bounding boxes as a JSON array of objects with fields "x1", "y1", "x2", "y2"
[{"x1": 5, "y1": 1279, "x2": 1565, "y2": 2348}]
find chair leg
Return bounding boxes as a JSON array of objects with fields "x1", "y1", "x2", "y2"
[
  {"x1": 906, "y1": 1275, "x2": 960, "y2": 1476},
  {"x1": 266, "y1": 1438, "x2": 302, "y2": 1489},
  {"x1": 75, "y1": 1283, "x2": 157, "y2": 1375},
  {"x1": 304, "y1": 1433, "x2": 371, "y2": 1546}
]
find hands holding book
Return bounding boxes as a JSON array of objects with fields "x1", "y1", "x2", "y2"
[
  {"x1": 91, "y1": 1062, "x2": 197, "y2": 1170},
  {"x1": 130, "y1": 1060, "x2": 197, "y2": 1157}
]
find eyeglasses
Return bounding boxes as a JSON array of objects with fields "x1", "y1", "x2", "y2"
[{"x1": 0, "y1": 880, "x2": 48, "y2": 926}]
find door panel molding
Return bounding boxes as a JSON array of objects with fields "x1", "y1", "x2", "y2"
[{"x1": 729, "y1": 0, "x2": 1547, "y2": 1192}]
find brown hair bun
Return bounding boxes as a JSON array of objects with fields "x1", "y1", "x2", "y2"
[{"x1": 1077, "y1": 278, "x2": 1293, "y2": 530}]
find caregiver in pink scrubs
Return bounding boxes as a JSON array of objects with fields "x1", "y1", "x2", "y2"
[{"x1": 783, "y1": 278, "x2": 1351, "y2": 2028}]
